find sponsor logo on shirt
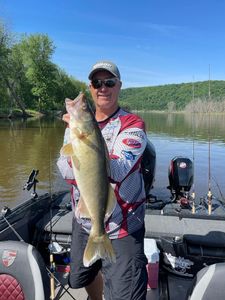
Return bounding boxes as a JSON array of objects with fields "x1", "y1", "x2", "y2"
[
  {"x1": 121, "y1": 150, "x2": 136, "y2": 161},
  {"x1": 122, "y1": 138, "x2": 141, "y2": 148},
  {"x1": 124, "y1": 131, "x2": 145, "y2": 139}
]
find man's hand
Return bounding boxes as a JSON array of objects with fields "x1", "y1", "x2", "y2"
[
  {"x1": 63, "y1": 97, "x2": 74, "y2": 124},
  {"x1": 62, "y1": 113, "x2": 70, "y2": 124}
]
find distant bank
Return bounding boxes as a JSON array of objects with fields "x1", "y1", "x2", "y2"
[
  {"x1": 119, "y1": 80, "x2": 225, "y2": 112},
  {"x1": 1, "y1": 80, "x2": 225, "y2": 118}
]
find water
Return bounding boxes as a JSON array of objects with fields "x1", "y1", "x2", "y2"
[
  {"x1": 0, "y1": 112, "x2": 225, "y2": 210},
  {"x1": 141, "y1": 112, "x2": 225, "y2": 201},
  {"x1": 0, "y1": 117, "x2": 69, "y2": 209}
]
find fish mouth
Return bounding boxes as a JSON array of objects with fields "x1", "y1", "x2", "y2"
[
  {"x1": 75, "y1": 92, "x2": 86, "y2": 103},
  {"x1": 74, "y1": 93, "x2": 88, "y2": 111},
  {"x1": 65, "y1": 93, "x2": 85, "y2": 106},
  {"x1": 65, "y1": 93, "x2": 87, "y2": 116}
]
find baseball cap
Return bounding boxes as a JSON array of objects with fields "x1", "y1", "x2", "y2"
[{"x1": 88, "y1": 60, "x2": 121, "y2": 80}]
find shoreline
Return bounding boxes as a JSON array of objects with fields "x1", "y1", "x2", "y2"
[{"x1": 1, "y1": 110, "x2": 225, "y2": 119}]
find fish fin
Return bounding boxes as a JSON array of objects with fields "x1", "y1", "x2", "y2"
[
  {"x1": 60, "y1": 143, "x2": 74, "y2": 156},
  {"x1": 78, "y1": 196, "x2": 91, "y2": 218},
  {"x1": 83, "y1": 233, "x2": 116, "y2": 267},
  {"x1": 71, "y1": 155, "x2": 80, "y2": 170},
  {"x1": 105, "y1": 185, "x2": 116, "y2": 218},
  {"x1": 72, "y1": 127, "x2": 86, "y2": 139}
]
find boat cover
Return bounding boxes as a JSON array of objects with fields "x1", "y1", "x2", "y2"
[
  {"x1": 0, "y1": 240, "x2": 50, "y2": 300},
  {"x1": 187, "y1": 262, "x2": 225, "y2": 300}
]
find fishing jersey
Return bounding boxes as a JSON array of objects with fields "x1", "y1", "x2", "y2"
[{"x1": 57, "y1": 107, "x2": 147, "y2": 239}]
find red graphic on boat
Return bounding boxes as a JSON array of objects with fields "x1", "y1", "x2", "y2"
[{"x1": 2, "y1": 250, "x2": 17, "y2": 267}]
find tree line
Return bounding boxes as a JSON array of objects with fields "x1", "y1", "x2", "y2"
[
  {"x1": 0, "y1": 20, "x2": 87, "y2": 117},
  {"x1": 119, "y1": 80, "x2": 225, "y2": 112}
]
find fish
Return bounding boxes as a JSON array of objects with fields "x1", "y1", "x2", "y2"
[{"x1": 60, "y1": 92, "x2": 116, "y2": 267}]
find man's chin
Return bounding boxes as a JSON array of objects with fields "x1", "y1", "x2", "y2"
[{"x1": 98, "y1": 95, "x2": 110, "y2": 101}]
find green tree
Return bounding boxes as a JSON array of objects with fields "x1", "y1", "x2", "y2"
[
  {"x1": 19, "y1": 34, "x2": 58, "y2": 111},
  {"x1": 54, "y1": 69, "x2": 83, "y2": 107},
  {"x1": 0, "y1": 19, "x2": 89, "y2": 116},
  {"x1": 0, "y1": 20, "x2": 30, "y2": 116}
]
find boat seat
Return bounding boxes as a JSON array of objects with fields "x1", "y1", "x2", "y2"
[
  {"x1": 186, "y1": 262, "x2": 225, "y2": 300},
  {"x1": 0, "y1": 240, "x2": 50, "y2": 300}
]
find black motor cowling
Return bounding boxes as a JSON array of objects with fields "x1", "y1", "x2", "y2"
[
  {"x1": 141, "y1": 140, "x2": 156, "y2": 196},
  {"x1": 168, "y1": 156, "x2": 193, "y2": 198}
]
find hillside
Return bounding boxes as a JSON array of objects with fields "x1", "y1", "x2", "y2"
[{"x1": 119, "y1": 80, "x2": 225, "y2": 111}]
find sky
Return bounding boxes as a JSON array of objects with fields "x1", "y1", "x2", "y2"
[{"x1": 1, "y1": 0, "x2": 225, "y2": 88}]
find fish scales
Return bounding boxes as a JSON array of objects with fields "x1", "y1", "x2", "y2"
[{"x1": 60, "y1": 93, "x2": 116, "y2": 267}]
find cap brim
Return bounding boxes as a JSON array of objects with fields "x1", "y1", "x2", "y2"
[{"x1": 88, "y1": 69, "x2": 118, "y2": 80}]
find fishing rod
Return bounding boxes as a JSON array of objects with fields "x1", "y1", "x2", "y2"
[
  {"x1": 212, "y1": 176, "x2": 225, "y2": 203},
  {"x1": 48, "y1": 148, "x2": 56, "y2": 300},
  {"x1": 0, "y1": 207, "x2": 24, "y2": 241},
  {"x1": 45, "y1": 266, "x2": 78, "y2": 300},
  {"x1": 207, "y1": 65, "x2": 212, "y2": 215},
  {"x1": 1, "y1": 171, "x2": 78, "y2": 300},
  {"x1": 191, "y1": 78, "x2": 196, "y2": 214},
  {"x1": 191, "y1": 139, "x2": 196, "y2": 214},
  {"x1": 47, "y1": 151, "x2": 79, "y2": 300},
  {"x1": 1, "y1": 206, "x2": 78, "y2": 299}
]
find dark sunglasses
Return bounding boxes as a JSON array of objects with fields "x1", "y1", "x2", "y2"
[{"x1": 91, "y1": 78, "x2": 117, "y2": 89}]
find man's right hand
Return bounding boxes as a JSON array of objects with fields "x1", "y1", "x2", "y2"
[{"x1": 62, "y1": 113, "x2": 70, "y2": 124}]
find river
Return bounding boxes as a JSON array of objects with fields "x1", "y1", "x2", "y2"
[{"x1": 0, "y1": 112, "x2": 225, "y2": 210}]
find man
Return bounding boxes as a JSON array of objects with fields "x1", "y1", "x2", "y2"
[{"x1": 57, "y1": 60, "x2": 148, "y2": 300}]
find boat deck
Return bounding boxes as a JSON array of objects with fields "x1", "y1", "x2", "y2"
[
  {"x1": 1, "y1": 191, "x2": 225, "y2": 299},
  {"x1": 53, "y1": 270, "x2": 192, "y2": 300},
  {"x1": 54, "y1": 270, "x2": 159, "y2": 300},
  {"x1": 34, "y1": 191, "x2": 225, "y2": 300},
  {"x1": 54, "y1": 271, "x2": 88, "y2": 300}
]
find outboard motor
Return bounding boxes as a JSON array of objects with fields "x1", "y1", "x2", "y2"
[
  {"x1": 141, "y1": 140, "x2": 156, "y2": 196},
  {"x1": 168, "y1": 156, "x2": 193, "y2": 201}
]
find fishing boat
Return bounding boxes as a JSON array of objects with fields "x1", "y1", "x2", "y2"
[{"x1": 1, "y1": 144, "x2": 225, "y2": 300}]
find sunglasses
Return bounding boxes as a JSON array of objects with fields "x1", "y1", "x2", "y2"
[{"x1": 91, "y1": 78, "x2": 117, "y2": 89}]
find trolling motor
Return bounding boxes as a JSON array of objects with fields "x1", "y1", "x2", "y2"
[
  {"x1": 168, "y1": 157, "x2": 194, "y2": 206},
  {"x1": 23, "y1": 169, "x2": 39, "y2": 198}
]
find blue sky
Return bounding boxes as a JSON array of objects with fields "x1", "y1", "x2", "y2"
[{"x1": 1, "y1": 0, "x2": 225, "y2": 88}]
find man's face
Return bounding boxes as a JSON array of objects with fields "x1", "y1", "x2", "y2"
[{"x1": 89, "y1": 70, "x2": 122, "y2": 113}]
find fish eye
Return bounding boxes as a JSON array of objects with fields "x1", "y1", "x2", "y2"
[{"x1": 82, "y1": 103, "x2": 87, "y2": 110}]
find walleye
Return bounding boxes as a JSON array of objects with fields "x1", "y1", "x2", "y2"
[{"x1": 60, "y1": 93, "x2": 116, "y2": 267}]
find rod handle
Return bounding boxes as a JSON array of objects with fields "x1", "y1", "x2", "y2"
[
  {"x1": 50, "y1": 277, "x2": 55, "y2": 299},
  {"x1": 50, "y1": 254, "x2": 55, "y2": 299}
]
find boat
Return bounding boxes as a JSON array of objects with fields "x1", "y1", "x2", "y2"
[{"x1": 1, "y1": 144, "x2": 225, "y2": 300}]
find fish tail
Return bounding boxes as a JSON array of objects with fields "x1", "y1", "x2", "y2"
[{"x1": 83, "y1": 233, "x2": 116, "y2": 267}]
